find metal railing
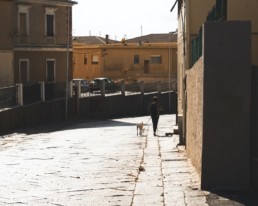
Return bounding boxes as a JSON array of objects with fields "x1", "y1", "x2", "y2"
[
  {"x1": 76, "y1": 80, "x2": 177, "y2": 98},
  {"x1": 45, "y1": 82, "x2": 66, "y2": 101},
  {"x1": 0, "y1": 80, "x2": 177, "y2": 110},
  {"x1": 0, "y1": 86, "x2": 17, "y2": 109},
  {"x1": 191, "y1": 0, "x2": 227, "y2": 67},
  {"x1": 207, "y1": 0, "x2": 227, "y2": 22},
  {"x1": 23, "y1": 84, "x2": 41, "y2": 105},
  {"x1": 191, "y1": 28, "x2": 203, "y2": 67}
]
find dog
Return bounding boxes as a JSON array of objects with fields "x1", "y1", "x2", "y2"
[{"x1": 137, "y1": 122, "x2": 144, "y2": 136}]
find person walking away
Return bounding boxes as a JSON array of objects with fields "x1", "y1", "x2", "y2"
[{"x1": 149, "y1": 96, "x2": 160, "y2": 136}]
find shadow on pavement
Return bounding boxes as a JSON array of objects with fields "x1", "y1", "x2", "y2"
[
  {"x1": 1, "y1": 118, "x2": 138, "y2": 137},
  {"x1": 207, "y1": 189, "x2": 258, "y2": 206}
]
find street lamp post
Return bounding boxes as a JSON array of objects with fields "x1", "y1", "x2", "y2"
[{"x1": 65, "y1": 6, "x2": 70, "y2": 120}]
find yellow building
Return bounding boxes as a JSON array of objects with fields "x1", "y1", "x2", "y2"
[{"x1": 73, "y1": 34, "x2": 177, "y2": 83}]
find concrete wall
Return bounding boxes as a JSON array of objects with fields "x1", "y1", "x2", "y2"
[
  {"x1": 186, "y1": 57, "x2": 204, "y2": 174},
  {"x1": 14, "y1": 51, "x2": 72, "y2": 84},
  {"x1": 0, "y1": 92, "x2": 177, "y2": 135},
  {"x1": 0, "y1": 52, "x2": 13, "y2": 87},
  {"x1": 228, "y1": 0, "x2": 258, "y2": 66},
  {"x1": 0, "y1": 0, "x2": 13, "y2": 50},
  {"x1": 201, "y1": 21, "x2": 251, "y2": 190},
  {"x1": 78, "y1": 92, "x2": 177, "y2": 119},
  {"x1": 0, "y1": 99, "x2": 74, "y2": 134},
  {"x1": 251, "y1": 66, "x2": 258, "y2": 190},
  {"x1": 189, "y1": 0, "x2": 215, "y2": 34}
]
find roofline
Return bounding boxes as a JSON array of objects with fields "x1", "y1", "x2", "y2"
[
  {"x1": 16, "y1": 0, "x2": 78, "y2": 6},
  {"x1": 73, "y1": 42, "x2": 177, "y2": 49}
]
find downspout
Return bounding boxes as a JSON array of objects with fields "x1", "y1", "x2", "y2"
[{"x1": 182, "y1": 0, "x2": 190, "y2": 145}]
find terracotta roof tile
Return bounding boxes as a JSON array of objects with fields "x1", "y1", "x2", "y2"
[
  {"x1": 126, "y1": 33, "x2": 177, "y2": 43},
  {"x1": 72, "y1": 36, "x2": 117, "y2": 44}
]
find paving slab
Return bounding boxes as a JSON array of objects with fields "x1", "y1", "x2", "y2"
[{"x1": 0, "y1": 114, "x2": 257, "y2": 205}]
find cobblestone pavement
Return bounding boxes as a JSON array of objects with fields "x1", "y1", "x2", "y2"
[{"x1": 0, "y1": 115, "x2": 257, "y2": 206}]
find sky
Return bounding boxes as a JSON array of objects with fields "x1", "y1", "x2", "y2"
[{"x1": 72, "y1": 0, "x2": 178, "y2": 41}]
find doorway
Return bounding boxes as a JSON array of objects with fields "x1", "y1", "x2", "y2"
[{"x1": 144, "y1": 60, "x2": 149, "y2": 73}]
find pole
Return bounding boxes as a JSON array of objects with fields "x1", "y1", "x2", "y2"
[
  {"x1": 65, "y1": 6, "x2": 70, "y2": 120},
  {"x1": 168, "y1": 32, "x2": 171, "y2": 112}
]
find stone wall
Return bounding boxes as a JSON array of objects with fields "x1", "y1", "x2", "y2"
[
  {"x1": 185, "y1": 21, "x2": 251, "y2": 190},
  {"x1": 186, "y1": 57, "x2": 204, "y2": 174}
]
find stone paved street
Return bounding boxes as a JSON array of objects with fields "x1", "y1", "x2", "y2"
[{"x1": 0, "y1": 114, "x2": 257, "y2": 206}]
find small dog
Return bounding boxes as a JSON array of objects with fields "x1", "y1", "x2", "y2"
[{"x1": 137, "y1": 122, "x2": 144, "y2": 136}]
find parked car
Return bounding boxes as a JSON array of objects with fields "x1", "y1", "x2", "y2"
[
  {"x1": 73, "y1": 78, "x2": 90, "y2": 93},
  {"x1": 89, "y1": 77, "x2": 118, "y2": 93}
]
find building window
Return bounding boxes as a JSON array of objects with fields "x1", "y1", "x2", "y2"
[
  {"x1": 84, "y1": 56, "x2": 87, "y2": 65},
  {"x1": 45, "y1": 8, "x2": 56, "y2": 37},
  {"x1": 134, "y1": 55, "x2": 140, "y2": 64},
  {"x1": 19, "y1": 59, "x2": 29, "y2": 84},
  {"x1": 18, "y1": 5, "x2": 30, "y2": 35},
  {"x1": 92, "y1": 55, "x2": 99, "y2": 64},
  {"x1": 46, "y1": 59, "x2": 55, "y2": 82},
  {"x1": 150, "y1": 55, "x2": 162, "y2": 64}
]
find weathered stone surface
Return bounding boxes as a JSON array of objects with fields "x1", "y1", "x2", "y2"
[{"x1": 0, "y1": 114, "x2": 255, "y2": 205}]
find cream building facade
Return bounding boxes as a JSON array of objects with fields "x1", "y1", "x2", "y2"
[
  {"x1": 0, "y1": 0, "x2": 77, "y2": 87},
  {"x1": 177, "y1": 0, "x2": 258, "y2": 129},
  {"x1": 176, "y1": 0, "x2": 258, "y2": 190}
]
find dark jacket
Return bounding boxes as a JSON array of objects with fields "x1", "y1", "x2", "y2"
[{"x1": 149, "y1": 101, "x2": 159, "y2": 118}]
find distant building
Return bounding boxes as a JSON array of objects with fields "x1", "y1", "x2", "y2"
[
  {"x1": 73, "y1": 33, "x2": 177, "y2": 82},
  {"x1": 0, "y1": 0, "x2": 77, "y2": 87}
]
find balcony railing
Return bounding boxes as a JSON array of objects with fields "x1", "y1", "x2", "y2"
[
  {"x1": 207, "y1": 0, "x2": 227, "y2": 21},
  {"x1": 191, "y1": 28, "x2": 203, "y2": 67},
  {"x1": 191, "y1": 0, "x2": 227, "y2": 67}
]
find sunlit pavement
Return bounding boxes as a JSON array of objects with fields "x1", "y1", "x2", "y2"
[{"x1": 0, "y1": 115, "x2": 255, "y2": 206}]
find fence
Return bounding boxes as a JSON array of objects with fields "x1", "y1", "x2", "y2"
[
  {"x1": 0, "y1": 86, "x2": 17, "y2": 110},
  {"x1": 0, "y1": 80, "x2": 177, "y2": 110},
  {"x1": 77, "y1": 80, "x2": 177, "y2": 98}
]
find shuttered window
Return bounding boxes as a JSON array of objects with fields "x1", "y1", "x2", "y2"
[
  {"x1": 46, "y1": 14, "x2": 54, "y2": 37},
  {"x1": 150, "y1": 55, "x2": 162, "y2": 64}
]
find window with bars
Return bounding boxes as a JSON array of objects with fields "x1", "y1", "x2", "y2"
[
  {"x1": 134, "y1": 55, "x2": 140, "y2": 64},
  {"x1": 150, "y1": 55, "x2": 162, "y2": 64}
]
